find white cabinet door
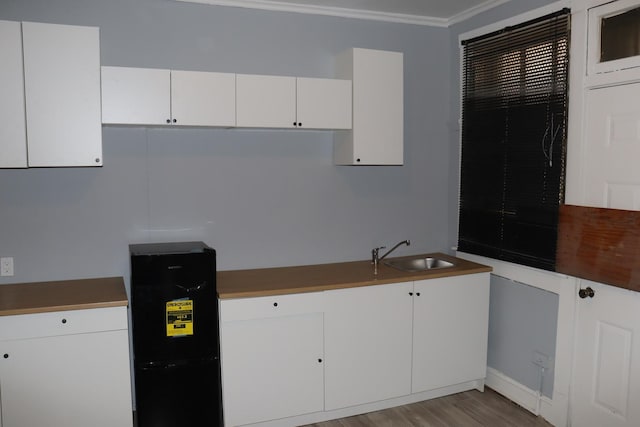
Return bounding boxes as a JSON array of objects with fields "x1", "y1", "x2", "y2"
[
  {"x1": 101, "y1": 66, "x2": 171, "y2": 125},
  {"x1": 582, "y1": 83, "x2": 640, "y2": 209},
  {"x1": 412, "y1": 273, "x2": 490, "y2": 393},
  {"x1": 220, "y1": 293, "x2": 324, "y2": 426},
  {"x1": 572, "y1": 280, "x2": 640, "y2": 427},
  {"x1": 0, "y1": 20, "x2": 27, "y2": 168},
  {"x1": 0, "y1": 329, "x2": 132, "y2": 427},
  {"x1": 171, "y1": 70, "x2": 236, "y2": 127},
  {"x1": 334, "y1": 48, "x2": 403, "y2": 165},
  {"x1": 324, "y1": 282, "x2": 413, "y2": 410},
  {"x1": 22, "y1": 22, "x2": 102, "y2": 167},
  {"x1": 296, "y1": 77, "x2": 352, "y2": 130},
  {"x1": 236, "y1": 74, "x2": 297, "y2": 128}
]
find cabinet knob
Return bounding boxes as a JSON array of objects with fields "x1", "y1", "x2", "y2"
[
  {"x1": 579, "y1": 287, "x2": 595, "y2": 299},
  {"x1": 273, "y1": 302, "x2": 278, "y2": 307},
  {"x1": 166, "y1": 119, "x2": 171, "y2": 124},
  {"x1": 416, "y1": 292, "x2": 421, "y2": 296},
  {"x1": 3, "y1": 353, "x2": 8, "y2": 359},
  {"x1": 95, "y1": 158, "x2": 101, "y2": 163},
  {"x1": 173, "y1": 119, "x2": 177, "y2": 123},
  {"x1": 409, "y1": 292, "x2": 413, "y2": 296},
  {"x1": 318, "y1": 358, "x2": 323, "y2": 363},
  {"x1": 61, "y1": 318, "x2": 67, "y2": 324},
  {"x1": 298, "y1": 122, "x2": 302, "y2": 127},
  {"x1": 356, "y1": 158, "x2": 361, "y2": 163}
]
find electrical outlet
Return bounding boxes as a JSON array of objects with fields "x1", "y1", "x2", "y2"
[
  {"x1": 1, "y1": 257, "x2": 14, "y2": 277},
  {"x1": 532, "y1": 350, "x2": 551, "y2": 369}
]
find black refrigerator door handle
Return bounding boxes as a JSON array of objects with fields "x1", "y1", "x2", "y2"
[
  {"x1": 174, "y1": 281, "x2": 208, "y2": 293},
  {"x1": 137, "y1": 355, "x2": 219, "y2": 371}
]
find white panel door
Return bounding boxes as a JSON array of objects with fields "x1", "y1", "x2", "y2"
[
  {"x1": 236, "y1": 74, "x2": 296, "y2": 128},
  {"x1": 296, "y1": 77, "x2": 352, "y2": 129},
  {"x1": 101, "y1": 66, "x2": 171, "y2": 125},
  {"x1": 324, "y1": 282, "x2": 413, "y2": 410},
  {"x1": 0, "y1": 330, "x2": 133, "y2": 427},
  {"x1": 334, "y1": 48, "x2": 403, "y2": 165},
  {"x1": 220, "y1": 312, "x2": 324, "y2": 426},
  {"x1": 0, "y1": 20, "x2": 27, "y2": 168},
  {"x1": 572, "y1": 281, "x2": 640, "y2": 427},
  {"x1": 412, "y1": 273, "x2": 490, "y2": 393},
  {"x1": 22, "y1": 22, "x2": 102, "y2": 167},
  {"x1": 170, "y1": 70, "x2": 236, "y2": 127},
  {"x1": 583, "y1": 83, "x2": 640, "y2": 209}
]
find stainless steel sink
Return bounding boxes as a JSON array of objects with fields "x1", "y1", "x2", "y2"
[{"x1": 384, "y1": 257, "x2": 454, "y2": 272}]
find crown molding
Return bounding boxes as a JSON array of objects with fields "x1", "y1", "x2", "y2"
[
  {"x1": 448, "y1": 0, "x2": 512, "y2": 26},
  {"x1": 175, "y1": 0, "x2": 449, "y2": 27},
  {"x1": 176, "y1": 0, "x2": 512, "y2": 27}
]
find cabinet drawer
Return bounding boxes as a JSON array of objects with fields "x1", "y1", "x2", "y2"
[
  {"x1": 0, "y1": 306, "x2": 128, "y2": 341},
  {"x1": 220, "y1": 291, "x2": 324, "y2": 322}
]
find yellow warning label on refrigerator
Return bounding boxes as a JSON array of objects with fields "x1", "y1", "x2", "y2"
[{"x1": 166, "y1": 300, "x2": 193, "y2": 337}]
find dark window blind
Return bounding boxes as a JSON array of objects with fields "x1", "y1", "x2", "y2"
[{"x1": 458, "y1": 9, "x2": 570, "y2": 271}]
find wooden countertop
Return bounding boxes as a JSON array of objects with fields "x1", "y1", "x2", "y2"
[
  {"x1": 217, "y1": 252, "x2": 492, "y2": 299},
  {"x1": 0, "y1": 276, "x2": 128, "y2": 316}
]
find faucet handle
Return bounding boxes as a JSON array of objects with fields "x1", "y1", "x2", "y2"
[{"x1": 372, "y1": 246, "x2": 386, "y2": 263}]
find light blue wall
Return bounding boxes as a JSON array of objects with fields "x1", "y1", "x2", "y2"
[
  {"x1": 489, "y1": 275, "x2": 558, "y2": 398},
  {"x1": 0, "y1": 0, "x2": 451, "y2": 287}
]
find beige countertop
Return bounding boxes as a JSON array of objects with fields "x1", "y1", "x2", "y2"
[
  {"x1": 0, "y1": 276, "x2": 128, "y2": 316},
  {"x1": 217, "y1": 252, "x2": 492, "y2": 299}
]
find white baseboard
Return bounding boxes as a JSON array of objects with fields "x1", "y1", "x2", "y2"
[{"x1": 486, "y1": 367, "x2": 556, "y2": 425}]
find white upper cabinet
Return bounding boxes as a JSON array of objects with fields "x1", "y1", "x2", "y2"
[
  {"x1": 296, "y1": 77, "x2": 352, "y2": 129},
  {"x1": 171, "y1": 70, "x2": 236, "y2": 127},
  {"x1": 236, "y1": 74, "x2": 352, "y2": 129},
  {"x1": 101, "y1": 67, "x2": 236, "y2": 126},
  {"x1": 22, "y1": 22, "x2": 102, "y2": 167},
  {"x1": 101, "y1": 66, "x2": 171, "y2": 125},
  {"x1": 0, "y1": 20, "x2": 27, "y2": 168},
  {"x1": 334, "y1": 48, "x2": 404, "y2": 165},
  {"x1": 0, "y1": 21, "x2": 102, "y2": 168},
  {"x1": 236, "y1": 74, "x2": 297, "y2": 128}
]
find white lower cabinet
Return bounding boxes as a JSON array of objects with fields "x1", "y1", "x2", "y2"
[
  {"x1": 219, "y1": 273, "x2": 490, "y2": 426},
  {"x1": 0, "y1": 307, "x2": 133, "y2": 427},
  {"x1": 324, "y1": 282, "x2": 413, "y2": 410},
  {"x1": 411, "y1": 274, "x2": 490, "y2": 393},
  {"x1": 220, "y1": 292, "x2": 325, "y2": 426}
]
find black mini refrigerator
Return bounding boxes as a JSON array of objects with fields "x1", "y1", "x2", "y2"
[{"x1": 129, "y1": 241, "x2": 223, "y2": 427}]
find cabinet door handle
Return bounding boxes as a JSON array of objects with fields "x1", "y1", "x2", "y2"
[{"x1": 579, "y1": 287, "x2": 595, "y2": 299}]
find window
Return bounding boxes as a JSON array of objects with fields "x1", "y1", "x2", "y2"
[
  {"x1": 600, "y1": 6, "x2": 640, "y2": 62},
  {"x1": 458, "y1": 9, "x2": 570, "y2": 271}
]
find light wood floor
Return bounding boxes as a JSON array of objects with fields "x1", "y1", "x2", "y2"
[{"x1": 302, "y1": 388, "x2": 552, "y2": 427}]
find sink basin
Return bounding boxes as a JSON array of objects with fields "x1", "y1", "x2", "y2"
[{"x1": 384, "y1": 257, "x2": 454, "y2": 272}]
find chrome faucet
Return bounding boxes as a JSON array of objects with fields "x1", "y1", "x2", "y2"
[{"x1": 372, "y1": 239, "x2": 410, "y2": 275}]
